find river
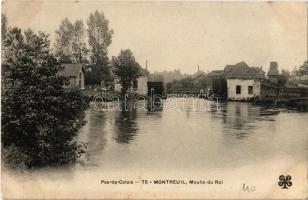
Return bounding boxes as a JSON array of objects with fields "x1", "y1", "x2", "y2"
[
  {"x1": 79, "y1": 98, "x2": 306, "y2": 171},
  {"x1": 3, "y1": 98, "x2": 307, "y2": 199}
]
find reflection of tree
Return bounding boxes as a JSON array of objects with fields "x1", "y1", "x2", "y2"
[
  {"x1": 147, "y1": 97, "x2": 163, "y2": 112},
  {"x1": 84, "y1": 111, "x2": 107, "y2": 166},
  {"x1": 114, "y1": 102, "x2": 138, "y2": 144}
]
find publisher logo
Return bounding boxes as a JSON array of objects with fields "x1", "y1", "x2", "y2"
[{"x1": 278, "y1": 175, "x2": 292, "y2": 189}]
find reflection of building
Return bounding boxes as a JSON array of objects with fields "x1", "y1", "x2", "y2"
[
  {"x1": 221, "y1": 102, "x2": 260, "y2": 139},
  {"x1": 225, "y1": 62, "x2": 265, "y2": 101},
  {"x1": 59, "y1": 63, "x2": 85, "y2": 89}
]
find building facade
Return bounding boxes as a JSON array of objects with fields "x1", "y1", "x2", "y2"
[
  {"x1": 147, "y1": 74, "x2": 165, "y2": 97},
  {"x1": 227, "y1": 79, "x2": 261, "y2": 100},
  {"x1": 114, "y1": 75, "x2": 148, "y2": 95},
  {"x1": 133, "y1": 76, "x2": 148, "y2": 95},
  {"x1": 225, "y1": 62, "x2": 265, "y2": 100},
  {"x1": 206, "y1": 70, "x2": 227, "y2": 98},
  {"x1": 60, "y1": 63, "x2": 85, "y2": 89}
]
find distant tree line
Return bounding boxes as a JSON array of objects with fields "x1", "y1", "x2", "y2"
[
  {"x1": 53, "y1": 11, "x2": 114, "y2": 86},
  {"x1": 53, "y1": 10, "x2": 144, "y2": 95}
]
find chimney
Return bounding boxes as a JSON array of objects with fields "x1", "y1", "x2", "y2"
[
  {"x1": 198, "y1": 65, "x2": 200, "y2": 75},
  {"x1": 268, "y1": 62, "x2": 279, "y2": 84},
  {"x1": 269, "y1": 62, "x2": 279, "y2": 75}
]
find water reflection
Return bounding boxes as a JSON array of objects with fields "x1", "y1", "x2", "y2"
[
  {"x1": 217, "y1": 102, "x2": 283, "y2": 140},
  {"x1": 114, "y1": 109, "x2": 138, "y2": 144},
  {"x1": 112, "y1": 101, "x2": 140, "y2": 144},
  {"x1": 77, "y1": 98, "x2": 307, "y2": 171},
  {"x1": 82, "y1": 111, "x2": 107, "y2": 166},
  {"x1": 147, "y1": 98, "x2": 163, "y2": 112},
  {"x1": 215, "y1": 102, "x2": 260, "y2": 140}
]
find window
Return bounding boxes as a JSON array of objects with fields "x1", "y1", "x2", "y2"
[
  {"x1": 133, "y1": 80, "x2": 138, "y2": 90},
  {"x1": 236, "y1": 85, "x2": 241, "y2": 94},
  {"x1": 79, "y1": 80, "x2": 82, "y2": 88},
  {"x1": 248, "y1": 86, "x2": 253, "y2": 94}
]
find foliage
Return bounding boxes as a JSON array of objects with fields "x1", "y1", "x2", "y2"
[
  {"x1": 298, "y1": 61, "x2": 308, "y2": 76},
  {"x1": 84, "y1": 63, "x2": 113, "y2": 87},
  {"x1": 54, "y1": 18, "x2": 88, "y2": 63},
  {"x1": 277, "y1": 69, "x2": 291, "y2": 86},
  {"x1": 2, "y1": 14, "x2": 8, "y2": 42},
  {"x1": 2, "y1": 28, "x2": 88, "y2": 168},
  {"x1": 87, "y1": 10, "x2": 114, "y2": 85},
  {"x1": 2, "y1": 144, "x2": 31, "y2": 170},
  {"x1": 166, "y1": 73, "x2": 209, "y2": 93},
  {"x1": 167, "y1": 76, "x2": 195, "y2": 90},
  {"x1": 112, "y1": 49, "x2": 141, "y2": 96},
  {"x1": 194, "y1": 75, "x2": 208, "y2": 90},
  {"x1": 152, "y1": 69, "x2": 188, "y2": 84}
]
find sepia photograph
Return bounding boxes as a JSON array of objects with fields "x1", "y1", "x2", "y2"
[{"x1": 1, "y1": 1, "x2": 307, "y2": 199}]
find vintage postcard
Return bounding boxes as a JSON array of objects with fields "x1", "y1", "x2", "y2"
[{"x1": 1, "y1": 1, "x2": 307, "y2": 199}]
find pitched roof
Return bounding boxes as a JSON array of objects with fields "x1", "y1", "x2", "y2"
[
  {"x1": 58, "y1": 63, "x2": 83, "y2": 77},
  {"x1": 225, "y1": 62, "x2": 265, "y2": 79},
  {"x1": 224, "y1": 65, "x2": 236, "y2": 76},
  {"x1": 148, "y1": 74, "x2": 164, "y2": 82},
  {"x1": 138, "y1": 67, "x2": 149, "y2": 76},
  {"x1": 207, "y1": 70, "x2": 224, "y2": 77}
]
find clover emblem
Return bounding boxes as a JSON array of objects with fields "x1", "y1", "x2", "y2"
[{"x1": 278, "y1": 175, "x2": 292, "y2": 189}]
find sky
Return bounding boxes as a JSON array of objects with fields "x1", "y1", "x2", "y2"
[{"x1": 2, "y1": 1, "x2": 307, "y2": 74}]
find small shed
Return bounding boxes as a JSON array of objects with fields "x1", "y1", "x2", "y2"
[
  {"x1": 147, "y1": 74, "x2": 164, "y2": 97},
  {"x1": 59, "y1": 63, "x2": 85, "y2": 89},
  {"x1": 206, "y1": 70, "x2": 227, "y2": 98},
  {"x1": 114, "y1": 68, "x2": 149, "y2": 95}
]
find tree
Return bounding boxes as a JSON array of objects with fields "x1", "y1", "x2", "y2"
[
  {"x1": 54, "y1": 18, "x2": 74, "y2": 62},
  {"x1": 71, "y1": 20, "x2": 88, "y2": 63},
  {"x1": 2, "y1": 14, "x2": 8, "y2": 42},
  {"x1": 298, "y1": 61, "x2": 308, "y2": 76},
  {"x1": 2, "y1": 14, "x2": 9, "y2": 69},
  {"x1": 2, "y1": 28, "x2": 88, "y2": 168},
  {"x1": 112, "y1": 49, "x2": 141, "y2": 96},
  {"x1": 291, "y1": 66, "x2": 298, "y2": 76},
  {"x1": 278, "y1": 69, "x2": 291, "y2": 86},
  {"x1": 86, "y1": 10, "x2": 113, "y2": 86},
  {"x1": 54, "y1": 18, "x2": 88, "y2": 63}
]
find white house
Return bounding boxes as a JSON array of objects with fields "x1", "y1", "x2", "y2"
[
  {"x1": 226, "y1": 62, "x2": 265, "y2": 100},
  {"x1": 114, "y1": 75, "x2": 148, "y2": 96},
  {"x1": 59, "y1": 63, "x2": 85, "y2": 89},
  {"x1": 227, "y1": 79, "x2": 262, "y2": 100}
]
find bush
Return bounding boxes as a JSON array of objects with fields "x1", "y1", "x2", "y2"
[
  {"x1": 2, "y1": 28, "x2": 88, "y2": 169},
  {"x1": 2, "y1": 145, "x2": 30, "y2": 170}
]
